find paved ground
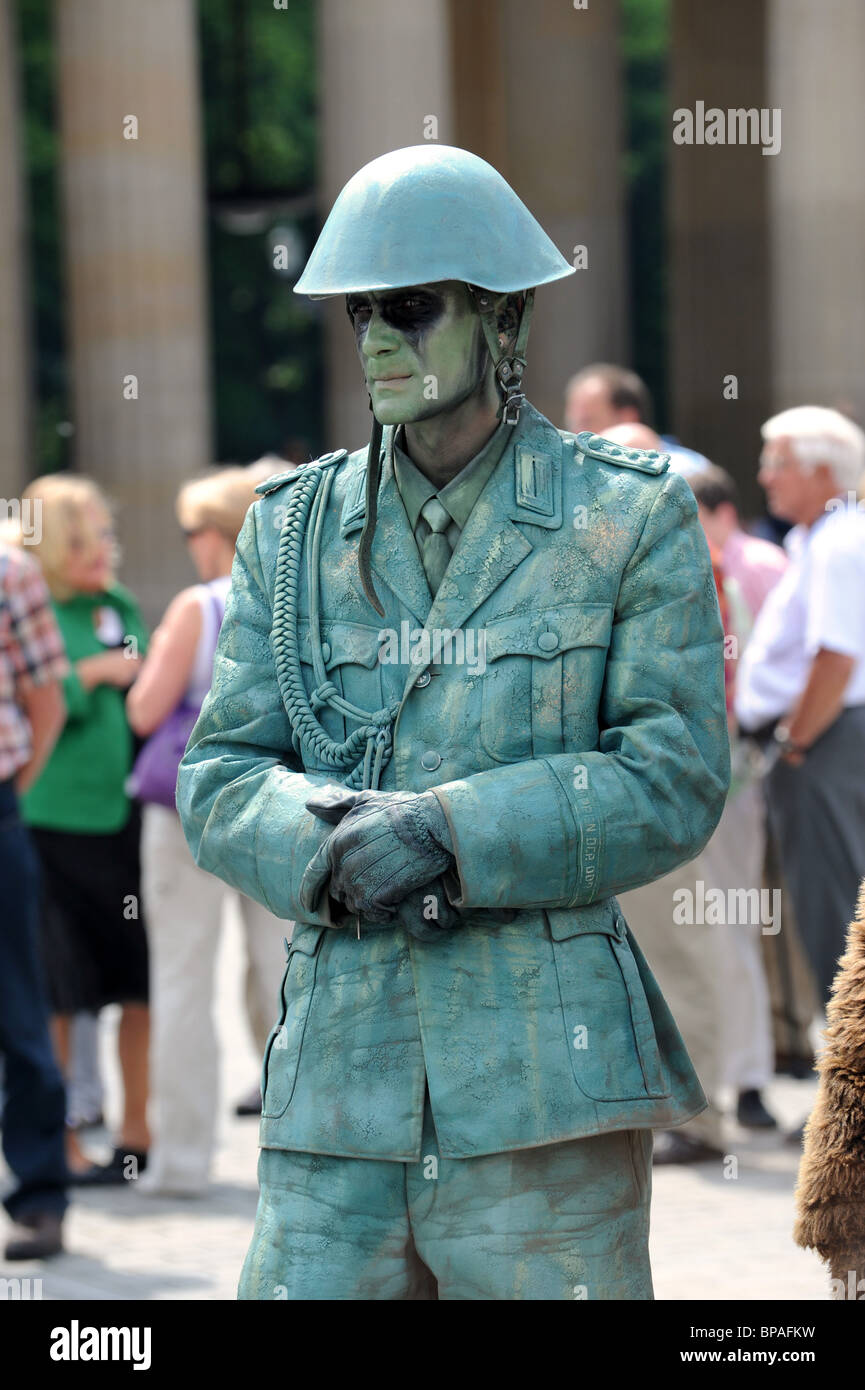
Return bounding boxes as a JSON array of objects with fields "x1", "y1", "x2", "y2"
[
  {"x1": 651, "y1": 1077, "x2": 827, "y2": 1301},
  {"x1": 1, "y1": 904, "x2": 830, "y2": 1301}
]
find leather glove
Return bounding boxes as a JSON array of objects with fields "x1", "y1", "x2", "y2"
[
  {"x1": 297, "y1": 785, "x2": 358, "y2": 924},
  {"x1": 383, "y1": 883, "x2": 460, "y2": 942},
  {"x1": 301, "y1": 787, "x2": 455, "y2": 927}
]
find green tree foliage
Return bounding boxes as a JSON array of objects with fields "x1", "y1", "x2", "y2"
[
  {"x1": 621, "y1": 0, "x2": 669, "y2": 431},
  {"x1": 198, "y1": 0, "x2": 322, "y2": 463},
  {"x1": 17, "y1": 0, "x2": 70, "y2": 475}
]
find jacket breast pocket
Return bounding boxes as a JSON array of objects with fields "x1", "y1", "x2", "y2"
[
  {"x1": 548, "y1": 903, "x2": 671, "y2": 1102},
  {"x1": 294, "y1": 619, "x2": 387, "y2": 754},
  {"x1": 260, "y1": 923, "x2": 326, "y2": 1119},
  {"x1": 480, "y1": 603, "x2": 613, "y2": 763}
]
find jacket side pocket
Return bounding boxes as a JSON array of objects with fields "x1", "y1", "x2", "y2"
[
  {"x1": 609, "y1": 917, "x2": 671, "y2": 1098},
  {"x1": 260, "y1": 924, "x2": 326, "y2": 1118},
  {"x1": 549, "y1": 904, "x2": 671, "y2": 1102}
]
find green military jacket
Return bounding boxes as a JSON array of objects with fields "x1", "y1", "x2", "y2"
[{"x1": 177, "y1": 401, "x2": 730, "y2": 1160}]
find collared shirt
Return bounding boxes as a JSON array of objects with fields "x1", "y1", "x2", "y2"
[
  {"x1": 721, "y1": 527, "x2": 787, "y2": 622},
  {"x1": 707, "y1": 545, "x2": 736, "y2": 716},
  {"x1": 0, "y1": 544, "x2": 69, "y2": 782},
  {"x1": 735, "y1": 505, "x2": 865, "y2": 730},
  {"x1": 392, "y1": 419, "x2": 515, "y2": 558},
  {"x1": 20, "y1": 582, "x2": 148, "y2": 832}
]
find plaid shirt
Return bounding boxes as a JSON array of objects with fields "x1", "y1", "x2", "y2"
[{"x1": 0, "y1": 543, "x2": 69, "y2": 782}]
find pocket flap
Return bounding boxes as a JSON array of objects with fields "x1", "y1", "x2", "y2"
[
  {"x1": 296, "y1": 619, "x2": 384, "y2": 670},
  {"x1": 288, "y1": 922, "x2": 328, "y2": 956},
  {"x1": 545, "y1": 900, "x2": 620, "y2": 941},
  {"x1": 484, "y1": 603, "x2": 613, "y2": 663}
]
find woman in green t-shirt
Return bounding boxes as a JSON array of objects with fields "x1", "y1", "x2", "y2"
[{"x1": 20, "y1": 474, "x2": 150, "y2": 1183}]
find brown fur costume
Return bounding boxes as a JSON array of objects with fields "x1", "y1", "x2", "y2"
[{"x1": 793, "y1": 880, "x2": 865, "y2": 1298}]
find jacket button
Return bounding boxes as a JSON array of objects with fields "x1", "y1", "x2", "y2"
[
  {"x1": 420, "y1": 750, "x2": 441, "y2": 771},
  {"x1": 415, "y1": 671, "x2": 431, "y2": 687},
  {"x1": 320, "y1": 641, "x2": 331, "y2": 663},
  {"x1": 537, "y1": 630, "x2": 559, "y2": 652}
]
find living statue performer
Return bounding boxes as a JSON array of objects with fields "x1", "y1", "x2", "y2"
[{"x1": 177, "y1": 145, "x2": 730, "y2": 1301}]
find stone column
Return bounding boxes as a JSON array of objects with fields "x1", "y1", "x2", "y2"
[
  {"x1": 317, "y1": 0, "x2": 454, "y2": 449},
  {"x1": 669, "y1": 0, "x2": 769, "y2": 514},
  {"x1": 767, "y1": 0, "x2": 865, "y2": 418},
  {"x1": 470, "y1": 0, "x2": 629, "y2": 429},
  {"x1": 55, "y1": 0, "x2": 210, "y2": 622},
  {"x1": 0, "y1": 0, "x2": 30, "y2": 501}
]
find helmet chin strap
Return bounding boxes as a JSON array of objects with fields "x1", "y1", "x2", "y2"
[
  {"x1": 468, "y1": 286, "x2": 535, "y2": 425},
  {"x1": 358, "y1": 407, "x2": 385, "y2": 617}
]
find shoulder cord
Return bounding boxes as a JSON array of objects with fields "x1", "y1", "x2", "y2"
[{"x1": 270, "y1": 458, "x2": 399, "y2": 790}]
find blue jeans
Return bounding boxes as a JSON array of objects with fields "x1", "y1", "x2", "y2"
[{"x1": 0, "y1": 778, "x2": 67, "y2": 1221}]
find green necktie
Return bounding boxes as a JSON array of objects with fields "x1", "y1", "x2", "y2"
[{"x1": 419, "y1": 496, "x2": 453, "y2": 594}]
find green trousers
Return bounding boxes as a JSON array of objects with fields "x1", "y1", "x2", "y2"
[{"x1": 238, "y1": 1099, "x2": 654, "y2": 1300}]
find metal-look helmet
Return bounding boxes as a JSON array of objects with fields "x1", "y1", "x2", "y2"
[{"x1": 294, "y1": 144, "x2": 574, "y2": 298}]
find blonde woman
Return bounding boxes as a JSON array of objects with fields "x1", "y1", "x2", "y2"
[
  {"x1": 19, "y1": 475, "x2": 151, "y2": 1183},
  {"x1": 127, "y1": 464, "x2": 290, "y2": 1196}
]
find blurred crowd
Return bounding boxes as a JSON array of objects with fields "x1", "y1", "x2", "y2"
[
  {"x1": 2, "y1": 364, "x2": 865, "y2": 1261},
  {"x1": 0, "y1": 458, "x2": 293, "y2": 1259}
]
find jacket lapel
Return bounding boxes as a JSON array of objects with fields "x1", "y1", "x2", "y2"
[
  {"x1": 338, "y1": 405, "x2": 563, "y2": 647},
  {"x1": 423, "y1": 404, "x2": 562, "y2": 640},
  {"x1": 422, "y1": 496, "x2": 532, "y2": 640},
  {"x1": 340, "y1": 438, "x2": 431, "y2": 625}
]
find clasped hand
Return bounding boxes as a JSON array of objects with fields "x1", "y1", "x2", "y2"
[{"x1": 301, "y1": 787, "x2": 455, "y2": 925}]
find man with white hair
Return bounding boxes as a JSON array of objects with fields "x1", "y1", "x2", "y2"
[{"x1": 736, "y1": 406, "x2": 865, "y2": 1006}]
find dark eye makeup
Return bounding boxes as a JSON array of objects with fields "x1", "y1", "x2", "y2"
[{"x1": 347, "y1": 289, "x2": 445, "y2": 336}]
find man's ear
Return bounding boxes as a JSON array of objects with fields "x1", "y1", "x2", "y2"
[
  {"x1": 491, "y1": 292, "x2": 523, "y2": 353},
  {"x1": 467, "y1": 285, "x2": 522, "y2": 346},
  {"x1": 816, "y1": 461, "x2": 838, "y2": 490}
]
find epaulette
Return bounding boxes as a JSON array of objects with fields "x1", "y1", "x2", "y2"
[
  {"x1": 254, "y1": 449, "x2": 349, "y2": 496},
  {"x1": 575, "y1": 431, "x2": 670, "y2": 476}
]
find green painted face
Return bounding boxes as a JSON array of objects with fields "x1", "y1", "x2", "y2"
[{"x1": 346, "y1": 281, "x2": 490, "y2": 426}]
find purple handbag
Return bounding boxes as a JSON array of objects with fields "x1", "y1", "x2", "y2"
[
  {"x1": 127, "y1": 589, "x2": 225, "y2": 809},
  {"x1": 127, "y1": 702, "x2": 201, "y2": 808}
]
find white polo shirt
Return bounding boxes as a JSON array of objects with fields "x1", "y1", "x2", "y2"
[{"x1": 735, "y1": 503, "x2": 865, "y2": 731}]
